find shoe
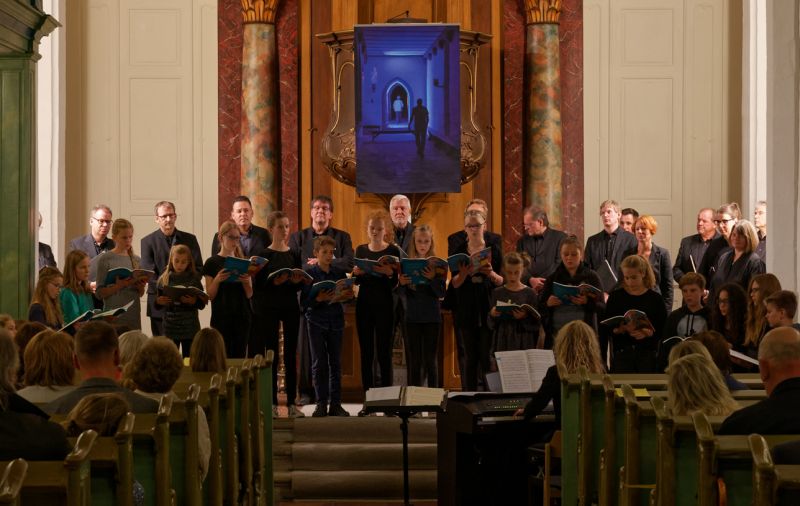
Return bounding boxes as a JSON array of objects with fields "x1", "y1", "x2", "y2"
[
  {"x1": 357, "y1": 408, "x2": 369, "y2": 417},
  {"x1": 288, "y1": 405, "x2": 305, "y2": 418},
  {"x1": 312, "y1": 403, "x2": 327, "y2": 417},
  {"x1": 297, "y1": 394, "x2": 312, "y2": 406},
  {"x1": 272, "y1": 406, "x2": 280, "y2": 418},
  {"x1": 328, "y1": 403, "x2": 350, "y2": 417}
]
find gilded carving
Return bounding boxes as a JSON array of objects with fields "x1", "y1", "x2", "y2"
[
  {"x1": 524, "y1": 0, "x2": 562, "y2": 25},
  {"x1": 242, "y1": 0, "x2": 280, "y2": 24}
]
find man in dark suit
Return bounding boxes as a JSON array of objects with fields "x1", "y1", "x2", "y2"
[
  {"x1": 140, "y1": 201, "x2": 203, "y2": 336},
  {"x1": 390, "y1": 194, "x2": 414, "y2": 254},
  {"x1": 209, "y1": 195, "x2": 271, "y2": 257},
  {"x1": 584, "y1": 199, "x2": 637, "y2": 294},
  {"x1": 36, "y1": 212, "x2": 57, "y2": 270},
  {"x1": 289, "y1": 195, "x2": 354, "y2": 405},
  {"x1": 718, "y1": 327, "x2": 800, "y2": 435},
  {"x1": 67, "y1": 204, "x2": 116, "y2": 262},
  {"x1": 447, "y1": 198, "x2": 503, "y2": 256},
  {"x1": 516, "y1": 206, "x2": 567, "y2": 293},
  {"x1": 47, "y1": 321, "x2": 159, "y2": 415},
  {"x1": 672, "y1": 207, "x2": 719, "y2": 283}
]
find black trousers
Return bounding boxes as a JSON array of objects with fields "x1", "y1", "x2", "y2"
[
  {"x1": 405, "y1": 322, "x2": 440, "y2": 387},
  {"x1": 356, "y1": 297, "x2": 394, "y2": 390},
  {"x1": 458, "y1": 324, "x2": 491, "y2": 391}
]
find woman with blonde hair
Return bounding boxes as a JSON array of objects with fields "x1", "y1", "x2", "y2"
[
  {"x1": 708, "y1": 220, "x2": 765, "y2": 300},
  {"x1": 603, "y1": 255, "x2": 667, "y2": 373},
  {"x1": 28, "y1": 266, "x2": 64, "y2": 329},
  {"x1": 667, "y1": 352, "x2": 738, "y2": 416},
  {"x1": 744, "y1": 273, "x2": 781, "y2": 357},
  {"x1": 17, "y1": 330, "x2": 77, "y2": 403},
  {"x1": 517, "y1": 321, "x2": 605, "y2": 424},
  {"x1": 94, "y1": 218, "x2": 147, "y2": 330}
]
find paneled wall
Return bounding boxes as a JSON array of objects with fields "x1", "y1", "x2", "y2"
[{"x1": 583, "y1": 0, "x2": 742, "y2": 257}]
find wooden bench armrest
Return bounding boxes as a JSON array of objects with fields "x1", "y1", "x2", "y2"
[{"x1": 0, "y1": 459, "x2": 27, "y2": 501}]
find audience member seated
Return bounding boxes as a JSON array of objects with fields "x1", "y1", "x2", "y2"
[
  {"x1": 744, "y1": 273, "x2": 782, "y2": 358},
  {"x1": 0, "y1": 314, "x2": 16, "y2": 337},
  {"x1": 666, "y1": 349, "x2": 738, "y2": 416},
  {"x1": 692, "y1": 330, "x2": 748, "y2": 390},
  {"x1": 119, "y1": 330, "x2": 149, "y2": 366},
  {"x1": 710, "y1": 283, "x2": 749, "y2": 358},
  {"x1": 189, "y1": 327, "x2": 228, "y2": 373},
  {"x1": 28, "y1": 266, "x2": 64, "y2": 329},
  {"x1": 708, "y1": 220, "x2": 765, "y2": 298},
  {"x1": 624, "y1": 215, "x2": 674, "y2": 313},
  {"x1": 46, "y1": 321, "x2": 159, "y2": 414},
  {"x1": 516, "y1": 321, "x2": 605, "y2": 427},
  {"x1": 123, "y1": 337, "x2": 210, "y2": 480},
  {"x1": 13, "y1": 321, "x2": 47, "y2": 387},
  {"x1": 0, "y1": 328, "x2": 71, "y2": 461},
  {"x1": 718, "y1": 327, "x2": 800, "y2": 434},
  {"x1": 765, "y1": 290, "x2": 800, "y2": 331},
  {"x1": 17, "y1": 330, "x2": 77, "y2": 403}
]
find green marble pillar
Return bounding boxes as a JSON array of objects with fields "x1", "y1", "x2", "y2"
[
  {"x1": 241, "y1": 1, "x2": 280, "y2": 225},
  {"x1": 525, "y1": 17, "x2": 563, "y2": 228}
]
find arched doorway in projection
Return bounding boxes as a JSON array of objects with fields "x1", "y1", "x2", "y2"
[{"x1": 385, "y1": 80, "x2": 411, "y2": 128}]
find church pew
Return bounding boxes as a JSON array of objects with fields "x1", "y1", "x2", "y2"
[
  {"x1": 237, "y1": 360, "x2": 255, "y2": 506},
  {"x1": 750, "y1": 434, "x2": 800, "y2": 506},
  {"x1": 693, "y1": 413, "x2": 800, "y2": 506},
  {"x1": 168, "y1": 384, "x2": 202, "y2": 506},
  {"x1": 131, "y1": 395, "x2": 173, "y2": 506},
  {"x1": 0, "y1": 430, "x2": 97, "y2": 506},
  {"x1": 0, "y1": 459, "x2": 27, "y2": 506},
  {"x1": 243, "y1": 352, "x2": 275, "y2": 506}
]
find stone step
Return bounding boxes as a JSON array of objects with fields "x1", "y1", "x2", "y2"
[
  {"x1": 292, "y1": 417, "x2": 436, "y2": 443},
  {"x1": 292, "y1": 442, "x2": 436, "y2": 471},
  {"x1": 291, "y1": 470, "x2": 437, "y2": 500}
]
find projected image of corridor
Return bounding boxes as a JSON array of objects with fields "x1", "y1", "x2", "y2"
[{"x1": 354, "y1": 24, "x2": 461, "y2": 194}]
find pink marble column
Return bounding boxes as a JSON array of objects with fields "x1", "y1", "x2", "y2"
[
  {"x1": 524, "y1": 0, "x2": 564, "y2": 228},
  {"x1": 241, "y1": 0, "x2": 280, "y2": 223}
]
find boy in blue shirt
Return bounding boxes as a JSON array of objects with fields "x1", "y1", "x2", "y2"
[{"x1": 301, "y1": 236, "x2": 353, "y2": 416}]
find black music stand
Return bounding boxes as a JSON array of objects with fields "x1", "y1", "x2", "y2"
[{"x1": 363, "y1": 403, "x2": 444, "y2": 506}]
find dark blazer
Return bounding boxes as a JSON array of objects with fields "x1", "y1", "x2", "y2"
[
  {"x1": 0, "y1": 409, "x2": 71, "y2": 461},
  {"x1": 447, "y1": 230, "x2": 503, "y2": 257},
  {"x1": 623, "y1": 243, "x2": 674, "y2": 313},
  {"x1": 46, "y1": 377, "x2": 159, "y2": 415},
  {"x1": 516, "y1": 227, "x2": 567, "y2": 282},
  {"x1": 67, "y1": 233, "x2": 115, "y2": 260},
  {"x1": 673, "y1": 232, "x2": 720, "y2": 282},
  {"x1": 583, "y1": 228, "x2": 637, "y2": 292},
  {"x1": 209, "y1": 224, "x2": 271, "y2": 258},
  {"x1": 697, "y1": 236, "x2": 730, "y2": 283},
  {"x1": 708, "y1": 250, "x2": 765, "y2": 296},
  {"x1": 393, "y1": 222, "x2": 415, "y2": 254},
  {"x1": 140, "y1": 228, "x2": 203, "y2": 319},
  {"x1": 289, "y1": 226, "x2": 354, "y2": 272},
  {"x1": 38, "y1": 242, "x2": 57, "y2": 270},
  {"x1": 718, "y1": 377, "x2": 800, "y2": 435}
]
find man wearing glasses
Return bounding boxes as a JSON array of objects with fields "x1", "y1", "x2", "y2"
[
  {"x1": 209, "y1": 195, "x2": 271, "y2": 257},
  {"x1": 68, "y1": 204, "x2": 116, "y2": 261},
  {"x1": 140, "y1": 201, "x2": 203, "y2": 336}
]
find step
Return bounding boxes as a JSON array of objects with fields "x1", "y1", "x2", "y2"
[
  {"x1": 292, "y1": 442, "x2": 437, "y2": 471},
  {"x1": 291, "y1": 470, "x2": 437, "y2": 500},
  {"x1": 292, "y1": 417, "x2": 436, "y2": 443}
]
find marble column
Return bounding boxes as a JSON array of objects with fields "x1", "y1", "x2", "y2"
[
  {"x1": 241, "y1": 0, "x2": 280, "y2": 223},
  {"x1": 0, "y1": 4, "x2": 57, "y2": 318},
  {"x1": 524, "y1": 0, "x2": 563, "y2": 228}
]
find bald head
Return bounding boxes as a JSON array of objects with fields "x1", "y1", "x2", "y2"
[{"x1": 758, "y1": 327, "x2": 800, "y2": 395}]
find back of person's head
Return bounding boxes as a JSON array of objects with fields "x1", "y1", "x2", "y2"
[
  {"x1": 667, "y1": 340, "x2": 713, "y2": 365},
  {"x1": 667, "y1": 353, "x2": 738, "y2": 416},
  {"x1": 0, "y1": 329, "x2": 19, "y2": 409},
  {"x1": 62, "y1": 393, "x2": 131, "y2": 437},
  {"x1": 74, "y1": 321, "x2": 119, "y2": 367},
  {"x1": 692, "y1": 330, "x2": 734, "y2": 375},
  {"x1": 14, "y1": 321, "x2": 48, "y2": 382},
  {"x1": 118, "y1": 330, "x2": 149, "y2": 366},
  {"x1": 0, "y1": 314, "x2": 14, "y2": 332},
  {"x1": 124, "y1": 337, "x2": 182, "y2": 394},
  {"x1": 758, "y1": 327, "x2": 800, "y2": 367},
  {"x1": 190, "y1": 328, "x2": 227, "y2": 373},
  {"x1": 765, "y1": 290, "x2": 799, "y2": 320},
  {"x1": 23, "y1": 331, "x2": 75, "y2": 388},
  {"x1": 621, "y1": 254, "x2": 657, "y2": 289},
  {"x1": 553, "y1": 321, "x2": 605, "y2": 376}
]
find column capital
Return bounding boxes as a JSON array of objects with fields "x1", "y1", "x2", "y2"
[
  {"x1": 524, "y1": 0, "x2": 561, "y2": 25},
  {"x1": 242, "y1": 0, "x2": 280, "y2": 24}
]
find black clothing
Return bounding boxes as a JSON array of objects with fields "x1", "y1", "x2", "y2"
[
  {"x1": 140, "y1": 228, "x2": 203, "y2": 334},
  {"x1": 697, "y1": 236, "x2": 730, "y2": 283},
  {"x1": 622, "y1": 244, "x2": 674, "y2": 313},
  {"x1": 354, "y1": 244, "x2": 401, "y2": 390},
  {"x1": 27, "y1": 302, "x2": 61, "y2": 329},
  {"x1": 539, "y1": 263, "x2": 604, "y2": 348},
  {"x1": 516, "y1": 227, "x2": 567, "y2": 284},
  {"x1": 602, "y1": 288, "x2": 667, "y2": 373},
  {"x1": 709, "y1": 250, "x2": 765, "y2": 296},
  {"x1": 447, "y1": 230, "x2": 503, "y2": 257},
  {"x1": 405, "y1": 322, "x2": 440, "y2": 387},
  {"x1": 398, "y1": 278, "x2": 445, "y2": 324},
  {"x1": 522, "y1": 365, "x2": 561, "y2": 425},
  {"x1": 38, "y1": 242, "x2": 57, "y2": 270},
  {"x1": 393, "y1": 223, "x2": 414, "y2": 254},
  {"x1": 583, "y1": 228, "x2": 637, "y2": 292},
  {"x1": 718, "y1": 377, "x2": 800, "y2": 435},
  {"x1": 662, "y1": 305, "x2": 710, "y2": 338},
  {"x1": 673, "y1": 232, "x2": 720, "y2": 282},
  {"x1": 68, "y1": 234, "x2": 115, "y2": 261},
  {"x1": 46, "y1": 377, "x2": 159, "y2": 414},
  {"x1": 201, "y1": 254, "x2": 251, "y2": 358},
  {"x1": 0, "y1": 409, "x2": 71, "y2": 461},
  {"x1": 157, "y1": 271, "x2": 205, "y2": 355},
  {"x1": 209, "y1": 224, "x2": 271, "y2": 258},
  {"x1": 289, "y1": 226, "x2": 354, "y2": 272},
  {"x1": 755, "y1": 232, "x2": 766, "y2": 261}
]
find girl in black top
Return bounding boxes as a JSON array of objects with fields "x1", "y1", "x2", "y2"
[
  {"x1": 28, "y1": 267, "x2": 64, "y2": 330},
  {"x1": 603, "y1": 255, "x2": 667, "y2": 373},
  {"x1": 156, "y1": 245, "x2": 206, "y2": 357},
  {"x1": 450, "y1": 210, "x2": 504, "y2": 391},
  {"x1": 540, "y1": 236, "x2": 604, "y2": 348},
  {"x1": 252, "y1": 211, "x2": 305, "y2": 417},
  {"x1": 710, "y1": 282, "x2": 749, "y2": 357},
  {"x1": 202, "y1": 220, "x2": 253, "y2": 358},
  {"x1": 353, "y1": 210, "x2": 401, "y2": 390}
]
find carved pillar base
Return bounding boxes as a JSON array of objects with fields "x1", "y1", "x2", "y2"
[
  {"x1": 241, "y1": 22, "x2": 279, "y2": 221},
  {"x1": 525, "y1": 22, "x2": 564, "y2": 228}
]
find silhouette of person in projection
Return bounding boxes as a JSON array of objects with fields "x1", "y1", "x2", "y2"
[{"x1": 408, "y1": 99, "x2": 429, "y2": 158}]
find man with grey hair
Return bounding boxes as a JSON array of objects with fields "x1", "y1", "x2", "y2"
[
  {"x1": 68, "y1": 204, "x2": 115, "y2": 260},
  {"x1": 516, "y1": 206, "x2": 566, "y2": 292},
  {"x1": 718, "y1": 326, "x2": 800, "y2": 434},
  {"x1": 390, "y1": 194, "x2": 414, "y2": 254}
]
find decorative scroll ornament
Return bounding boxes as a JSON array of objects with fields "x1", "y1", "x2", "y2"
[
  {"x1": 241, "y1": 0, "x2": 280, "y2": 24},
  {"x1": 524, "y1": 0, "x2": 562, "y2": 24}
]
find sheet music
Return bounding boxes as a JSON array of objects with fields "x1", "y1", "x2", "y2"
[
  {"x1": 365, "y1": 386, "x2": 402, "y2": 402},
  {"x1": 494, "y1": 351, "x2": 533, "y2": 393},
  {"x1": 730, "y1": 349, "x2": 759, "y2": 366},
  {"x1": 525, "y1": 349, "x2": 556, "y2": 392}
]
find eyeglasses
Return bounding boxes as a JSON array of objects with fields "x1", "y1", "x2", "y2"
[
  {"x1": 92, "y1": 217, "x2": 112, "y2": 225},
  {"x1": 713, "y1": 218, "x2": 734, "y2": 225},
  {"x1": 311, "y1": 205, "x2": 331, "y2": 212},
  {"x1": 465, "y1": 223, "x2": 483, "y2": 229},
  {"x1": 49, "y1": 282, "x2": 63, "y2": 289},
  {"x1": 718, "y1": 298, "x2": 730, "y2": 305},
  {"x1": 224, "y1": 234, "x2": 240, "y2": 241},
  {"x1": 157, "y1": 213, "x2": 177, "y2": 220}
]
